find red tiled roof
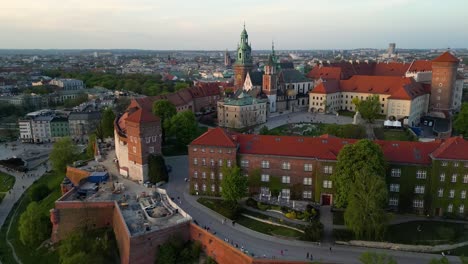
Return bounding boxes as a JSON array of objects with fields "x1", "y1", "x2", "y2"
[
  {"x1": 373, "y1": 62, "x2": 411, "y2": 76},
  {"x1": 307, "y1": 67, "x2": 342, "y2": 80},
  {"x1": 431, "y1": 136, "x2": 468, "y2": 160},
  {"x1": 125, "y1": 107, "x2": 159, "y2": 123},
  {"x1": 432, "y1": 51, "x2": 459, "y2": 63},
  {"x1": 190, "y1": 127, "x2": 237, "y2": 148},
  {"x1": 310, "y1": 80, "x2": 340, "y2": 94},
  {"x1": 408, "y1": 60, "x2": 432, "y2": 72}
]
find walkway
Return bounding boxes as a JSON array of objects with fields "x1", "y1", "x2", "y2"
[
  {"x1": 164, "y1": 155, "x2": 461, "y2": 264},
  {"x1": 320, "y1": 206, "x2": 334, "y2": 244}
]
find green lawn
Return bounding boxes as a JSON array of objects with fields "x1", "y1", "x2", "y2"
[
  {"x1": 333, "y1": 210, "x2": 345, "y2": 225},
  {"x1": 0, "y1": 172, "x2": 15, "y2": 192},
  {"x1": 374, "y1": 128, "x2": 416, "y2": 141},
  {"x1": 236, "y1": 215, "x2": 303, "y2": 239},
  {"x1": 337, "y1": 110, "x2": 356, "y2": 117},
  {"x1": 0, "y1": 171, "x2": 64, "y2": 264},
  {"x1": 197, "y1": 197, "x2": 240, "y2": 219}
]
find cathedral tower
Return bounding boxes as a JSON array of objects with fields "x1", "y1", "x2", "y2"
[
  {"x1": 262, "y1": 42, "x2": 278, "y2": 112},
  {"x1": 233, "y1": 24, "x2": 253, "y2": 90}
]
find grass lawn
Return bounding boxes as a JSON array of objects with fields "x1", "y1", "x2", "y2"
[
  {"x1": 0, "y1": 172, "x2": 15, "y2": 192},
  {"x1": 197, "y1": 197, "x2": 240, "y2": 219},
  {"x1": 374, "y1": 128, "x2": 416, "y2": 141},
  {"x1": 385, "y1": 221, "x2": 468, "y2": 245},
  {"x1": 236, "y1": 215, "x2": 303, "y2": 239},
  {"x1": 337, "y1": 110, "x2": 356, "y2": 117},
  {"x1": 0, "y1": 171, "x2": 64, "y2": 264},
  {"x1": 333, "y1": 210, "x2": 345, "y2": 225}
]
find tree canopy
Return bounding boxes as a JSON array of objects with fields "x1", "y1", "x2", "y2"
[
  {"x1": 332, "y1": 139, "x2": 387, "y2": 208},
  {"x1": 220, "y1": 165, "x2": 248, "y2": 205},
  {"x1": 19, "y1": 202, "x2": 50, "y2": 246},
  {"x1": 50, "y1": 137, "x2": 80, "y2": 173},
  {"x1": 454, "y1": 103, "x2": 468, "y2": 137},
  {"x1": 167, "y1": 110, "x2": 199, "y2": 146},
  {"x1": 152, "y1": 99, "x2": 177, "y2": 143},
  {"x1": 352, "y1": 95, "x2": 381, "y2": 123},
  {"x1": 148, "y1": 154, "x2": 168, "y2": 184},
  {"x1": 345, "y1": 168, "x2": 389, "y2": 240},
  {"x1": 101, "y1": 107, "x2": 116, "y2": 138}
]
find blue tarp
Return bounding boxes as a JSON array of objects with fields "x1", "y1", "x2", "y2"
[
  {"x1": 87, "y1": 172, "x2": 109, "y2": 183},
  {"x1": 410, "y1": 127, "x2": 422, "y2": 136}
]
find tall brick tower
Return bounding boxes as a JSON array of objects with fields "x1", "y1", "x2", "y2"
[
  {"x1": 233, "y1": 24, "x2": 253, "y2": 90},
  {"x1": 262, "y1": 42, "x2": 278, "y2": 113},
  {"x1": 430, "y1": 51, "x2": 460, "y2": 117}
]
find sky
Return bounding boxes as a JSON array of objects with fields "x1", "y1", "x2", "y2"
[{"x1": 1, "y1": 0, "x2": 467, "y2": 50}]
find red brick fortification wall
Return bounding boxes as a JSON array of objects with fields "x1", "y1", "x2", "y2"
[
  {"x1": 113, "y1": 205, "x2": 132, "y2": 264},
  {"x1": 128, "y1": 221, "x2": 191, "y2": 264},
  {"x1": 51, "y1": 201, "x2": 115, "y2": 242}
]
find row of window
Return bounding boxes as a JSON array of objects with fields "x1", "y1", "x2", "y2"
[
  {"x1": 193, "y1": 171, "x2": 223, "y2": 180},
  {"x1": 438, "y1": 189, "x2": 467, "y2": 199},
  {"x1": 193, "y1": 158, "x2": 232, "y2": 167},
  {"x1": 193, "y1": 147, "x2": 232, "y2": 154},
  {"x1": 391, "y1": 169, "x2": 468, "y2": 183},
  {"x1": 439, "y1": 173, "x2": 468, "y2": 183},
  {"x1": 442, "y1": 161, "x2": 468, "y2": 167}
]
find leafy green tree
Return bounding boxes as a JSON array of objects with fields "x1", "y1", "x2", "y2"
[
  {"x1": 302, "y1": 221, "x2": 324, "y2": 241},
  {"x1": 101, "y1": 107, "x2": 116, "y2": 138},
  {"x1": 87, "y1": 134, "x2": 97, "y2": 159},
  {"x1": 220, "y1": 165, "x2": 248, "y2": 205},
  {"x1": 428, "y1": 257, "x2": 450, "y2": 264},
  {"x1": 19, "y1": 202, "x2": 50, "y2": 246},
  {"x1": 152, "y1": 100, "x2": 177, "y2": 143},
  {"x1": 454, "y1": 103, "x2": 468, "y2": 137},
  {"x1": 259, "y1": 125, "x2": 269, "y2": 135},
  {"x1": 64, "y1": 93, "x2": 88, "y2": 108},
  {"x1": 359, "y1": 252, "x2": 397, "y2": 264},
  {"x1": 168, "y1": 110, "x2": 198, "y2": 146},
  {"x1": 352, "y1": 95, "x2": 381, "y2": 123},
  {"x1": 50, "y1": 137, "x2": 79, "y2": 173},
  {"x1": 148, "y1": 154, "x2": 168, "y2": 184},
  {"x1": 332, "y1": 139, "x2": 386, "y2": 208},
  {"x1": 174, "y1": 82, "x2": 189, "y2": 91},
  {"x1": 29, "y1": 183, "x2": 50, "y2": 201},
  {"x1": 345, "y1": 168, "x2": 388, "y2": 240}
]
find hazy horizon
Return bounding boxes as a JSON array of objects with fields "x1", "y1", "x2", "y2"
[{"x1": 2, "y1": 0, "x2": 467, "y2": 50}]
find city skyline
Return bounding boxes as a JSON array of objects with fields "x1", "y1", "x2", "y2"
[{"x1": 1, "y1": 0, "x2": 468, "y2": 50}]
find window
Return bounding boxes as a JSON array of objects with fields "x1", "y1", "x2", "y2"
[
  {"x1": 210, "y1": 148, "x2": 214, "y2": 153},
  {"x1": 462, "y1": 190, "x2": 466, "y2": 199},
  {"x1": 413, "y1": 199, "x2": 424, "y2": 208},
  {"x1": 227, "y1": 160, "x2": 232, "y2": 167},
  {"x1": 218, "y1": 149, "x2": 222, "y2": 153},
  {"x1": 146, "y1": 137, "x2": 150, "y2": 143},
  {"x1": 210, "y1": 159, "x2": 215, "y2": 166},
  {"x1": 282, "y1": 162, "x2": 291, "y2": 170},
  {"x1": 282, "y1": 176, "x2": 290, "y2": 184},
  {"x1": 210, "y1": 172, "x2": 215, "y2": 179},
  {"x1": 442, "y1": 161, "x2": 448, "y2": 166},
  {"x1": 211, "y1": 184, "x2": 215, "y2": 192},
  {"x1": 219, "y1": 172, "x2": 223, "y2": 180},
  {"x1": 132, "y1": 146, "x2": 136, "y2": 153},
  {"x1": 194, "y1": 171, "x2": 198, "y2": 178},
  {"x1": 323, "y1": 180, "x2": 332, "y2": 189},
  {"x1": 194, "y1": 183, "x2": 198, "y2": 191},
  {"x1": 460, "y1": 205, "x2": 465, "y2": 214},
  {"x1": 193, "y1": 158, "x2": 198, "y2": 165},
  {"x1": 202, "y1": 184, "x2": 206, "y2": 192},
  {"x1": 202, "y1": 158, "x2": 206, "y2": 166},
  {"x1": 448, "y1": 203, "x2": 453, "y2": 213},
  {"x1": 454, "y1": 162, "x2": 459, "y2": 167},
  {"x1": 218, "y1": 159, "x2": 223, "y2": 166},
  {"x1": 440, "y1": 173, "x2": 446, "y2": 182},
  {"x1": 303, "y1": 177, "x2": 312, "y2": 185},
  {"x1": 390, "y1": 184, "x2": 400, "y2": 192},
  {"x1": 227, "y1": 149, "x2": 232, "y2": 154},
  {"x1": 391, "y1": 168, "x2": 401, "y2": 177},
  {"x1": 261, "y1": 174, "x2": 269, "y2": 182},
  {"x1": 450, "y1": 189, "x2": 455, "y2": 198},
  {"x1": 152, "y1": 136, "x2": 157, "y2": 142},
  {"x1": 193, "y1": 147, "x2": 198, "y2": 152},
  {"x1": 149, "y1": 146, "x2": 154, "y2": 153},
  {"x1": 303, "y1": 191, "x2": 312, "y2": 199},
  {"x1": 438, "y1": 188, "x2": 444, "y2": 197},
  {"x1": 201, "y1": 148, "x2": 205, "y2": 153},
  {"x1": 281, "y1": 189, "x2": 290, "y2": 198},
  {"x1": 261, "y1": 160, "x2": 270, "y2": 169},
  {"x1": 464, "y1": 175, "x2": 468, "y2": 183},
  {"x1": 202, "y1": 172, "x2": 206, "y2": 179},
  {"x1": 219, "y1": 186, "x2": 222, "y2": 192},
  {"x1": 304, "y1": 164, "x2": 313, "y2": 172},
  {"x1": 389, "y1": 198, "x2": 399, "y2": 206},
  {"x1": 414, "y1": 185, "x2": 425, "y2": 194},
  {"x1": 465, "y1": 162, "x2": 468, "y2": 168},
  {"x1": 324, "y1": 166, "x2": 333, "y2": 174},
  {"x1": 416, "y1": 170, "x2": 427, "y2": 179},
  {"x1": 241, "y1": 160, "x2": 249, "y2": 168},
  {"x1": 452, "y1": 174, "x2": 458, "y2": 183}
]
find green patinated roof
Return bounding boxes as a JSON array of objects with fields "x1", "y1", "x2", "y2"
[{"x1": 222, "y1": 90, "x2": 267, "y2": 106}]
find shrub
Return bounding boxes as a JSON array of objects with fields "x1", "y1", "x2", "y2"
[
  {"x1": 285, "y1": 211, "x2": 297, "y2": 220},
  {"x1": 29, "y1": 183, "x2": 50, "y2": 202},
  {"x1": 302, "y1": 221, "x2": 324, "y2": 241},
  {"x1": 257, "y1": 202, "x2": 270, "y2": 211},
  {"x1": 245, "y1": 198, "x2": 258, "y2": 209}
]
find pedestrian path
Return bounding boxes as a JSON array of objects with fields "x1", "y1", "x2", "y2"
[{"x1": 319, "y1": 205, "x2": 334, "y2": 244}]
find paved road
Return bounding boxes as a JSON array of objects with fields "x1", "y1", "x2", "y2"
[{"x1": 164, "y1": 155, "x2": 461, "y2": 264}]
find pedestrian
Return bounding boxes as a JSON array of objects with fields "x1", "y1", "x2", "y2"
[
  {"x1": 280, "y1": 250, "x2": 283, "y2": 256},
  {"x1": 310, "y1": 254, "x2": 313, "y2": 261},
  {"x1": 235, "y1": 243, "x2": 238, "y2": 248},
  {"x1": 232, "y1": 220, "x2": 236, "y2": 226},
  {"x1": 306, "y1": 252, "x2": 309, "y2": 259},
  {"x1": 329, "y1": 246, "x2": 332, "y2": 253}
]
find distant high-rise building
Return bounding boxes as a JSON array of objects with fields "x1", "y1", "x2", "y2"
[
  {"x1": 233, "y1": 24, "x2": 253, "y2": 90},
  {"x1": 387, "y1": 43, "x2": 396, "y2": 55},
  {"x1": 224, "y1": 49, "x2": 231, "y2": 67}
]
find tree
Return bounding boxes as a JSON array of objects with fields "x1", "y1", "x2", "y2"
[
  {"x1": 148, "y1": 154, "x2": 168, "y2": 184},
  {"x1": 87, "y1": 134, "x2": 97, "y2": 159},
  {"x1": 174, "y1": 82, "x2": 189, "y2": 91},
  {"x1": 359, "y1": 252, "x2": 397, "y2": 264},
  {"x1": 50, "y1": 137, "x2": 79, "y2": 173},
  {"x1": 101, "y1": 107, "x2": 116, "y2": 138},
  {"x1": 332, "y1": 139, "x2": 386, "y2": 208},
  {"x1": 345, "y1": 168, "x2": 388, "y2": 240},
  {"x1": 115, "y1": 97, "x2": 131, "y2": 114},
  {"x1": 302, "y1": 221, "x2": 323, "y2": 241},
  {"x1": 29, "y1": 183, "x2": 50, "y2": 201},
  {"x1": 167, "y1": 110, "x2": 199, "y2": 146},
  {"x1": 454, "y1": 103, "x2": 468, "y2": 136},
  {"x1": 152, "y1": 100, "x2": 177, "y2": 143},
  {"x1": 352, "y1": 95, "x2": 381, "y2": 123},
  {"x1": 220, "y1": 165, "x2": 248, "y2": 205},
  {"x1": 259, "y1": 125, "x2": 269, "y2": 135},
  {"x1": 428, "y1": 257, "x2": 450, "y2": 264},
  {"x1": 19, "y1": 202, "x2": 50, "y2": 246}
]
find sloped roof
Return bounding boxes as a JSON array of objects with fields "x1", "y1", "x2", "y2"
[
  {"x1": 307, "y1": 67, "x2": 342, "y2": 80},
  {"x1": 431, "y1": 136, "x2": 468, "y2": 160},
  {"x1": 190, "y1": 127, "x2": 237, "y2": 148},
  {"x1": 281, "y1": 69, "x2": 310, "y2": 83},
  {"x1": 66, "y1": 166, "x2": 91, "y2": 186},
  {"x1": 125, "y1": 107, "x2": 160, "y2": 123},
  {"x1": 373, "y1": 62, "x2": 411, "y2": 76},
  {"x1": 248, "y1": 71, "x2": 264, "y2": 86},
  {"x1": 433, "y1": 51, "x2": 459, "y2": 63},
  {"x1": 310, "y1": 80, "x2": 340, "y2": 94},
  {"x1": 408, "y1": 60, "x2": 432, "y2": 72}
]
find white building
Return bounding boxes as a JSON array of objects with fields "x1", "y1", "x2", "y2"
[{"x1": 50, "y1": 78, "x2": 85, "y2": 91}]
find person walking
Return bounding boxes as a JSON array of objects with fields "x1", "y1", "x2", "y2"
[
  {"x1": 306, "y1": 252, "x2": 309, "y2": 259},
  {"x1": 329, "y1": 246, "x2": 332, "y2": 253}
]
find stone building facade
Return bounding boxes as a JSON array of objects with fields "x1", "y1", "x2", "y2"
[{"x1": 217, "y1": 90, "x2": 267, "y2": 129}]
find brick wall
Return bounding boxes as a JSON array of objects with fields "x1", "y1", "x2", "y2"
[{"x1": 113, "y1": 205, "x2": 131, "y2": 264}]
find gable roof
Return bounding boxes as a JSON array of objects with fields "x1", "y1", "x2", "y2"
[
  {"x1": 66, "y1": 166, "x2": 91, "y2": 186},
  {"x1": 310, "y1": 80, "x2": 340, "y2": 94},
  {"x1": 431, "y1": 136, "x2": 468, "y2": 160},
  {"x1": 307, "y1": 67, "x2": 342, "y2": 80},
  {"x1": 125, "y1": 107, "x2": 160, "y2": 123},
  {"x1": 190, "y1": 127, "x2": 237, "y2": 148},
  {"x1": 433, "y1": 51, "x2": 459, "y2": 63},
  {"x1": 281, "y1": 69, "x2": 310, "y2": 83},
  {"x1": 373, "y1": 62, "x2": 411, "y2": 76},
  {"x1": 408, "y1": 60, "x2": 432, "y2": 72}
]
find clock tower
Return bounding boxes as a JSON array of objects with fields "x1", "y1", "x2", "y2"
[{"x1": 233, "y1": 24, "x2": 253, "y2": 90}]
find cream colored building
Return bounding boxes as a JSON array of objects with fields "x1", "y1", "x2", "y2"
[
  {"x1": 217, "y1": 90, "x2": 267, "y2": 129},
  {"x1": 309, "y1": 76, "x2": 429, "y2": 126}
]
